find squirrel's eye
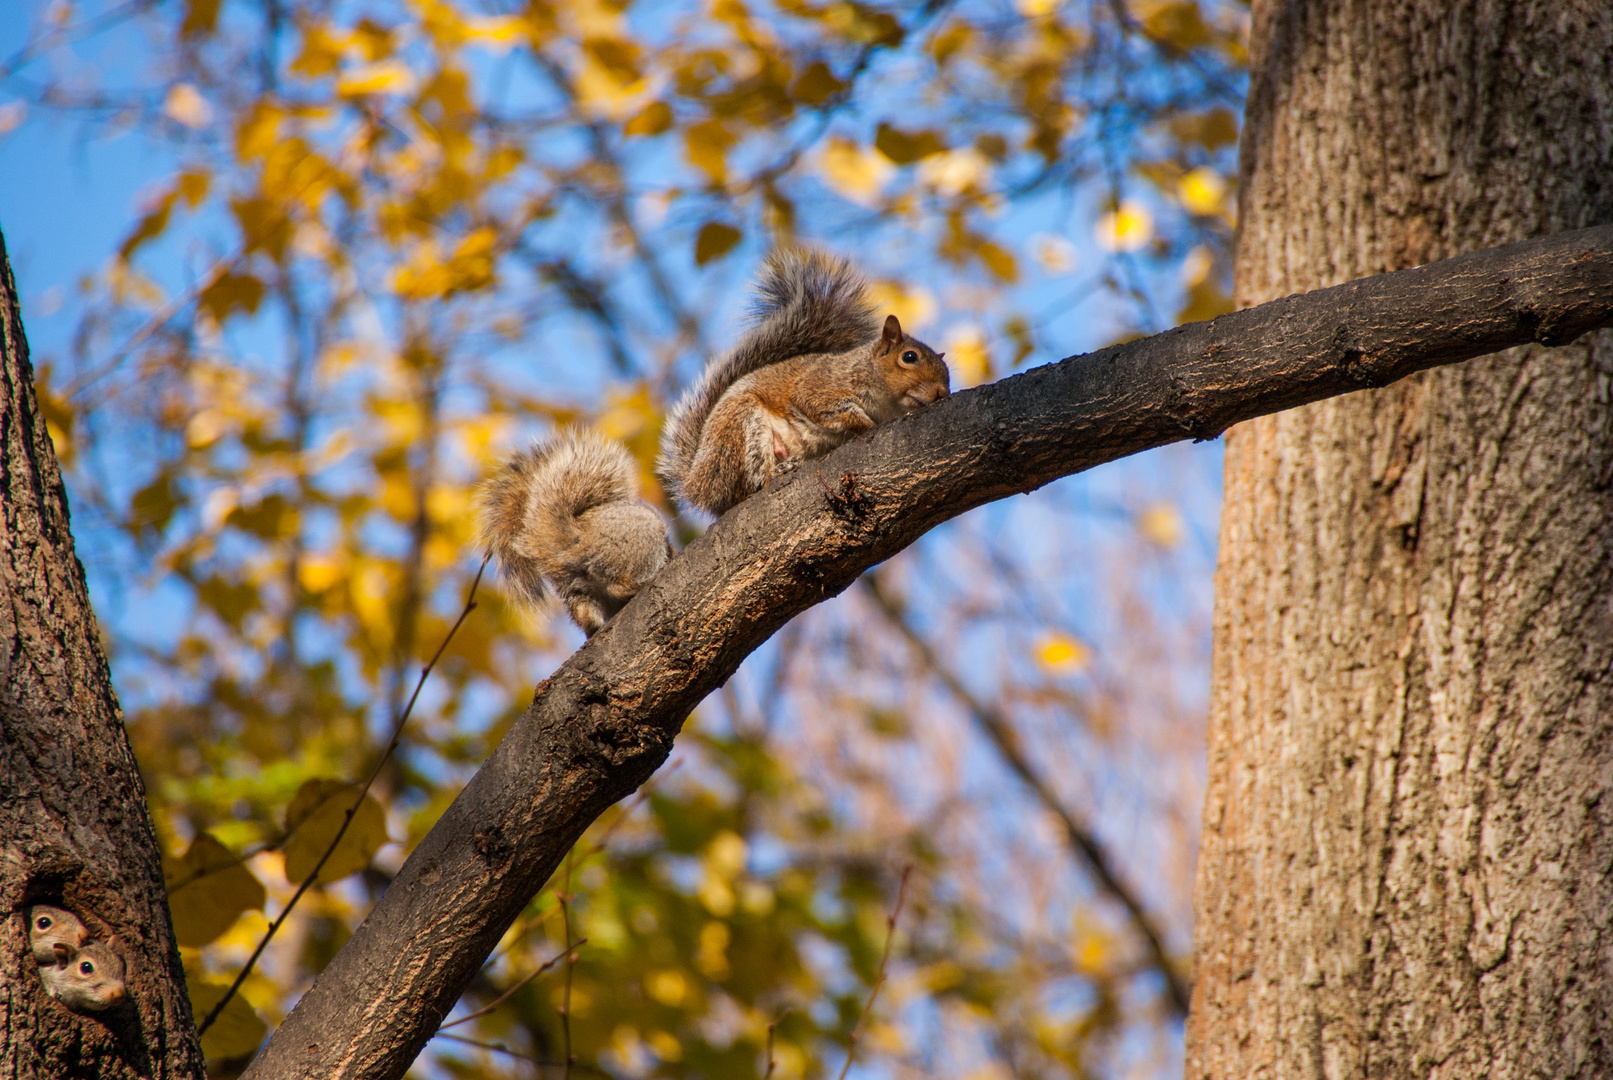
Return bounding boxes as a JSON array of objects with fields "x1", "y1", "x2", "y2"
[
  {"x1": 900, "y1": 350, "x2": 919, "y2": 365},
  {"x1": 80, "y1": 961, "x2": 94, "y2": 975},
  {"x1": 36, "y1": 917, "x2": 51, "y2": 930}
]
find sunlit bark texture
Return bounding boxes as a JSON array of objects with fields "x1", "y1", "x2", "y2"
[
  {"x1": 0, "y1": 227, "x2": 203, "y2": 1078},
  {"x1": 1190, "y1": 3, "x2": 1613, "y2": 1079}
]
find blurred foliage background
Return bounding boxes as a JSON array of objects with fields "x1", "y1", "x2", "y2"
[{"x1": 0, "y1": 0, "x2": 1242, "y2": 1075}]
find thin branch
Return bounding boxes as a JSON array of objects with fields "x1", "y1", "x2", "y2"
[
  {"x1": 438, "y1": 937, "x2": 585, "y2": 1032},
  {"x1": 837, "y1": 865, "x2": 912, "y2": 1080},
  {"x1": 764, "y1": 1009, "x2": 791, "y2": 1079},
  {"x1": 859, "y1": 571, "x2": 1191, "y2": 1016},
  {"x1": 0, "y1": 0, "x2": 159, "y2": 82},
  {"x1": 198, "y1": 553, "x2": 491, "y2": 1035},
  {"x1": 432, "y1": 1031, "x2": 610, "y2": 1076},
  {"x1": 558, "y1": 850, "x2": 576, "y2": 1080}
]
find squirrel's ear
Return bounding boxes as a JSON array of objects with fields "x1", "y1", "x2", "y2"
[{"x1": 881, "y1": 313, "x2": 903, "y2": 347}]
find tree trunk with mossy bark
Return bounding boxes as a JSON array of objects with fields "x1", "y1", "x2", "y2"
[
  {"x1": 0, "y1": 226, "x2": 204, "y2": 1079},
  {"x1": 1189, "y1": 3, "x2": 1613, "y2": 1078}
]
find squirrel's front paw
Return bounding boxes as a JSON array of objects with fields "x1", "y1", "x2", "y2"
[{"x1": 773, "y1": 457, "x2": 801, "y2": 478}]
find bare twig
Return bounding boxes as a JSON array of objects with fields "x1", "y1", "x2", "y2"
[
  {"x1": 764, "y1": 1010, "x2": 791, "y2": 1079},
  {"x1": 837, "y1": 865, "x2": 911, "y2": 1080},
  {"x1": 558, "y1": 850, "x2": 576, "y2": 1080},
  {"x1": 438, "y1": 937, "x2": 585, "y2": 1032},
  {"x1": 433, "y1": 1031, "x2": 609, "y2": 1075},
  {"x1": 859, "y1": 571, "x2": 1191, "y2": 1016},
  {"x1": 197, "y1": 554, "x2": 491, "y2": 1035}
]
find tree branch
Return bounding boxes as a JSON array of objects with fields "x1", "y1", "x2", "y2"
[{"x1": 244, "y1": 224, "x2": 1613, "y2": 1080}]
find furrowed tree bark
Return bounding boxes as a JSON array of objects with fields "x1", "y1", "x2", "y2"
[
  {"x1": 244, "y1": 224, "x2": 1613, "y2": 1080},
  {"x1": 0, "y1": 227, "x2": 205, "y2": 1076},
  {"x1": 1189, "y1": 4, "x2": 1613, "y2": 1079}
]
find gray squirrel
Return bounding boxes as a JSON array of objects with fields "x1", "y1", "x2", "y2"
[
  {"x1": 658, "y1": 248, "x2": 950, "y2": 516},
  {"x1": 476, "y1": 249, "x2": 950, "y2": 635},
  {"x1": 476, "y1": 429, "x2": 672, "y2": 637},
  {"x1": 27, "y1": 904, "x2": 127, "y2": 1012}
]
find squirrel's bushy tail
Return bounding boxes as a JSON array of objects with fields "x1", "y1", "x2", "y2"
[
  {"x1": 657, "y1": 247, "x2": 879, "y2": 510},
  {"x1": 476, "y1": 429, "x2": 646, "y2": 611}
]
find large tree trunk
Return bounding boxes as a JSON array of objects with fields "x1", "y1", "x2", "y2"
[
  {"x1": 1189, "y1": 3, "x2": 1613, "y2": 1079},
  {"x1": 0, "y1": 227, "x2": 203, "y2": 1077}
]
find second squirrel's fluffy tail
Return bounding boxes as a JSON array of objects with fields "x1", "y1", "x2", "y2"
[
  {"x1": 657, "y1": 248, "x2": 880, "y2": 510},
  {"x1": 477, "y1": 430, "x2": 671, "y2": 635}
]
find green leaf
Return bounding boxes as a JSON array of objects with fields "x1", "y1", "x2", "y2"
[
  {"x1": 165, "y1": 833, "x2": 266, "y2": 947},
  {"x1": 282, "y1": 779, "x2": 389, "y2": 884}
]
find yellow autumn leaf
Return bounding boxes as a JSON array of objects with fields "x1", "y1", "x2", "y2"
[
  {"x1": 1180, "y1": 244, "x2": 1213, "y2": 286},
  {"x1": 188, "y1": 980, "x2": 268, "y2": 1060},
  {"x1": 921, "y1": 959, "x2": 966, "y2": 992},
  {"x1": 917, "y1": 147, "x2": 992, "y2": 197},
  {"x1": 695, "y1": 920, "x2": 730, "y2": 979},
  {"x1": 1036, "y1": 633, "x2": 1091, "y2": 674},
  {"x1": 297, "y1": 552, "x2": 345, "y2": 593},
  {"x1": 685, "y1": 119, "x2": 735, "y2": 184},
  {"x1": 1178, "y1": 167, "x2": 1226, "y2": 215},
  {"x1": 694, "y1": 221, "x2": 742, "y2": 265},
  {"x1": 198, "y1": 272, "x2": 265, "y2": 323},
  {"x1": 465, "y1": 15, "x2": 523, "y2": 51},
  {"x1": 698, "y1": 871, "x2": 734, "y2": 916},
  {"x1": 647, "y1": 1030, "x2": 683, "y2": 1061},
  {"x1": 815, "y1": 136, "x2": 892, "y2": 207},
  {"x1": 1095, "y1": 200, "x2": 1153, "y2": 252},
  {"x1": 1140, "y1": 0, "x2": 1211, "y2": 51},
  {"x1": 164, "y1": 833, "x2": 266, "y2": 947},
  {"x1": 163, "y1": 83, "x2": 212, "y2": 128},
  {"x1": 874, "y1": 122, "x2": 946, "y2": 165},
  {"x1": 624, "y1": 101, "x2": 672, "y2": 137},
  {"x1": 706, "y1": 830, "x2": 748, "y2": 878},
  {"x1": 337, "y1": 60, "x2": 416, "y2": 98},
  {"x1": 944, "y1": 325, "x2": 992, "y2": 388},
  {"x1": 645, "y1": 969, "x2": 688, "y2": 1006},
  {"x1": 352, "y1": 561, "x2": 394, "y2": 638},
  {"x1": 793, "y1": 60, "x2": 845, "y2": 104},
  {"x1": 282, "y1": 779, "x2": 389, "y2": 884},
  {"x1": 291, "y1": 23, "x2": 344, "y2": 77},
  {"x1": 1169, "y1": 107, "x2": 1238, "y2": 150},
  {"x1": 1137, "y1": 502, "x2": 1184, "y2": 548},
  {"x1": 186, "y1": 409, "x2": 228, "y2": 448},
  {"x1": 597, "y1": 386, "x2": 654, "y2": 441},
  {"x1": 1031, "y1": 233, "x2": 1079, "y2": 274},
  {"x1": 866, "y1": 281, "x2": 936, "y2": 332}
]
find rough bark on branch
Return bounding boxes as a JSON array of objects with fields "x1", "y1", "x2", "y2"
[{"x1": 246, "y1": 224, "x2": 1613, "y2": 1080}]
